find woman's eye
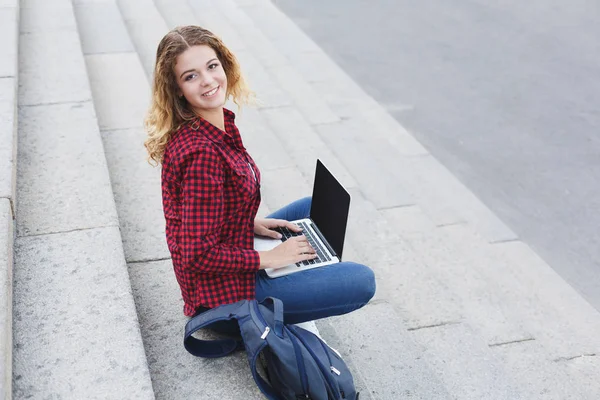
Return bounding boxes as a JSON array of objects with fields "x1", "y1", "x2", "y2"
[
  {"x1": 208, "y1": 63, "x2": 219, "y2": 70},
  {"x1": 184, "y1": 73, "x2": 196, "y2": 81}
]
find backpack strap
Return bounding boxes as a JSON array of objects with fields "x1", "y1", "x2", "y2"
[
  {"x1": 259, "y1": 297, "x2": 284, "y2": 338},
  {"x1": 183, "y1": 300, "x2": 249, "y2": 358}
]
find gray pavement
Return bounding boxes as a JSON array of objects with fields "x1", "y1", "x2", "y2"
[
  {"x1": 3, "y1": 0, "x2": 600, "y2": 399},
  {"x1": 273, "y1": 0, "x2": 600, "y2": 311}
]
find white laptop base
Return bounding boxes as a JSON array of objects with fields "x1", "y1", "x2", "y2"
[{"x1": 254, "y1": 218, "x2": 339, "y2": 278}]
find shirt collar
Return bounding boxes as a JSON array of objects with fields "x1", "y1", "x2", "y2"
[{"x1": 189, "y1": 108, "x2": 237, "y2": 144}]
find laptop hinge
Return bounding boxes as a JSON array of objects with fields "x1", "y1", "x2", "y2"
[{"x1": 309, "y1": 221, "x2": 338, "y2": 259}]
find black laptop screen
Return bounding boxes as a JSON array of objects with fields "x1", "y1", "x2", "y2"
[{"x1": 309, "y1": 160, "x2": 351, "y2": 259}]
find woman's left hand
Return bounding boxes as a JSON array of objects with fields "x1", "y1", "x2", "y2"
[{"x1": 254, "y1": 218, "x2": 302, "y2": 239}]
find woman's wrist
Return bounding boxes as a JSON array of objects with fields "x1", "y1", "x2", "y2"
[{"x1": 258, "y1": 251, "x2": 272, "y2": 270}]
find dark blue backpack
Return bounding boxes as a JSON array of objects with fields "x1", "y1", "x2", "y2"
[{"x1": 184, "y1": 297, "x2": 360, "y2": 400}]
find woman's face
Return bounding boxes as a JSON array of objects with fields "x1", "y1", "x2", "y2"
[{"x1": 174, "y1": 44, "x2": 228, "y2": 116}]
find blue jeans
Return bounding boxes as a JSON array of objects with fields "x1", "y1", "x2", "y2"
[{"x1": 196, "y1": 197, "x2": 376, "y2": 335}]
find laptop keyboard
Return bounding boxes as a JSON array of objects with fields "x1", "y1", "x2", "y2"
[{"x1": 276, "y1": 221, "x2": 332, "y2": 267}]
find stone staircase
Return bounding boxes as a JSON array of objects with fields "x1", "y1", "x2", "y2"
[
  {"x1": 11, "y1": 0, "x2": 152, "y2": 398},
  {"x1": 2, "y1": 0, "x2": 600, "y2": 399}
]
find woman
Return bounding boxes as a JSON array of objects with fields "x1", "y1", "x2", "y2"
[{"x1": 144, "y1": 26, "x2": 375, "y2": 334}]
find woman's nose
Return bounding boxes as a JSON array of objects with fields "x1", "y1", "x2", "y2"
[{"x1": 199, "y1": 73, "x2": 213, "y2": 87}]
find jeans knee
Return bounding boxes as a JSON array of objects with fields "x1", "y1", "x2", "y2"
[
  {"x1": 348, "y1": 262, "x2": 376, "y2": 304},
  {"x1": 292, "y1": 196, "x2": 312, "y2": 220},
  {"x1": 299, "y1": 196, "x2": 312, "y2": 210}
]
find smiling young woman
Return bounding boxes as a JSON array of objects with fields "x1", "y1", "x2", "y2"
[{"x1": 144, "y1": 26, "x2": 375, "y2": 334}]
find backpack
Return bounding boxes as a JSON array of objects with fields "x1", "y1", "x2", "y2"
[{"x1": 184, "y1": 297, "x2": 360, "y2": 400}]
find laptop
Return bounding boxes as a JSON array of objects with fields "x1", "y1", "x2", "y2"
[{"x1": 254, "y1": 159, "x2": 351, "y2": 278}]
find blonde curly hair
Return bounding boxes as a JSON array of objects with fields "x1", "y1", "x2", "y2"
[{"x1": 144, "y1": 26, "x2": 253, "y2": 165}]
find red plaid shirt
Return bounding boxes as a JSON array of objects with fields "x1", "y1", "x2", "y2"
[{"x1": 161, "y1": 109, "x2": 262, "y2": 316}]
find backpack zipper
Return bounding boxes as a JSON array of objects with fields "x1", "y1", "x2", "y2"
[
  {"x1": 260, "y1": 326, "x2": 270, "y2": 339},
  {"x1": 318, "y1": 340, "x2": 342, "y2": 377}
]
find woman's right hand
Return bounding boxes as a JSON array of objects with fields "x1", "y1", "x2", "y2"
[{"x1": 258, "y1": 235, "x2": 317, "y2": 270}]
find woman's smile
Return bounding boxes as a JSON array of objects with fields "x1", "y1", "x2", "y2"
[{"x1": 202, "y1": 86, "x2": 220, "y2": 97}]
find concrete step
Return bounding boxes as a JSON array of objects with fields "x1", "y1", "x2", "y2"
[
  {"x1": 346, "y1": 189, "x2": 600, "y2": 399},
  {"x1": 0, "y1": 0, "x2": 18, "y2": 397},
  {"x1": 12, "y1": 0, "x2": 153, "y2": 398}
]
